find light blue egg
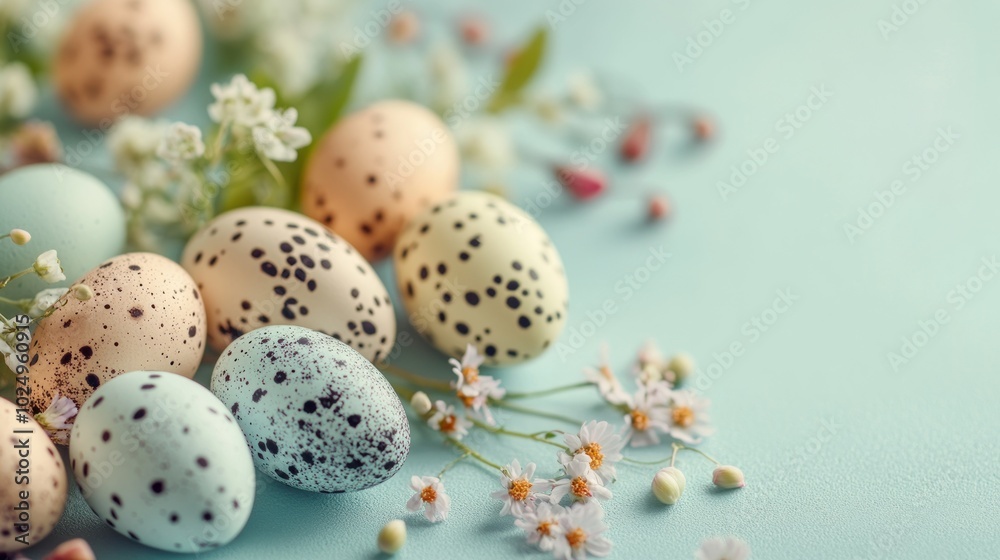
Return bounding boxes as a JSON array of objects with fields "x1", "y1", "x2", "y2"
[
  {"x1": 211, "y1": 325, "x2": 410, "y2": 493},
  {"x1": 0, "y1": 164, "x2": 125, "y2": 309}
]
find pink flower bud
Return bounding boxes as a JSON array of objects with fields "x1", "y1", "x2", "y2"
[
  {"x1": 44, "y1": 538, "x2": 96, "y2": 560},
  {"x1": 712, "y1": 465, "x2": 745, "y2": 489},
  {"x1": 621, "y1": 116, "x2": 652, "y2": 162},
  {"x1": 388, "y1": 11, "x2": 420, "y2": 45},
  {"x1": 459, "y1": 16, "x2": 489, "y2": 46},
  {"x1": 692, "y1": 116, "x2": 714, "y2": 141},
  {"x1": 555, "y1": 167, "x2": 607, "y2": 201},
  {"x1": 647, "y1": 194, "x2": 670, "y2": 221}
]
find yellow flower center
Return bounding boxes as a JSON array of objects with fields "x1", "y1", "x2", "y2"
[
  {"x1": 672, "y1": 406, "x2": 694, "y2": 428},
  {"x1": 537, "y1": 520, "x2": 553, "y2": 537},
  {"x1": 420, "y1": 486, "x2": 437, "y2": 503},
  {"x1": 439, "y1": 415, "x2": 457, "y2": 433},
  {"x1": 508, "y1": 479, "x2": 532, "y2": 502},
  {"x1": 598, "y1": 365, "x2": 614, "y2": 381},
  {"x1": 630, "y1": 409, "x2": 650, "y2": 431},
  {"x1": 570, "y1": 476, "x2": 591, "y2": 498},
  {"x1": 458, "y1": 393, "x2": 475, "y2": 408},
  {"x1": 566, "y1": 528, "x2": 587, "y2": 549},
  {"x1": 462, "y1": 366, "x2": 479, "y2": 384},
  {"x1": 577, "y1": 443, "x2": 604, "y2": 470}
]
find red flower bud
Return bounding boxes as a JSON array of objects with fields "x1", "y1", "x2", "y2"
[
  {"x1": 647, "y1": 194, "x2": 670, "y2": 221},
  {"x1": 692, "y1": 116, "x2": 714, "y2": 141},
  {"x1": 621, "y1": 116, "x2": 653, "y2": 162},
  {"x1": 554, "y1": 166, "x2": 607, "y2": 201},
  {"x1": 459, "y1": 16, "x2": 489, "y2": 46}
]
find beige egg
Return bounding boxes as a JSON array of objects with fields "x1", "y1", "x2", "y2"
[
  {"x1": 301, "y1": 100, "x2": 460, "y2": 261},
  {"x1": 180, "y1": 207, "x2": 397, "y2": 362},
  {"x1": 0, "y1": 398, "x2": 67, "y2": 554},
  {"x1": 53, "y1": 0, "x2": 202, "y2": 126},
  {"x1": 28, "y1": 253, "x2": 207, "y2": 417}
]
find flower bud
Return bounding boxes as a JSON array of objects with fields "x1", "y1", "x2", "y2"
[
  {"x1": 9, "y1": 229, "x2": 31, "y2": 245},
  {"x1": 377, "y1": 519, "x2": 407, "y2": 554},
  {"x1": 554, "y1": 166, "x2": 607, "y2": 201},
  {"x1": 72, "y1": 284, "x2": 94, "y2": 301},
  {"x1": 410, "y1": 391, "x2": 432, "y2": 416},
  {"x1": 621, "y1": 116, "x2": 652, "y2": 163},
  {"x1": 667, "y1": 352, "x2": 694, "y2": 383},
  {"x1": 44, "y1": 537, "x2": 96, "y2": 560},
  {"x1": 651, "y1": 466, "x2": 685, "y2": 504},
  {"x1": 712, "y1": 465, "x2": 745, "y2": 489}
]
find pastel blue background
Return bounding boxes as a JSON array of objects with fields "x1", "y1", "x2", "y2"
[{"x1": 16, "y1": 0, "x2": 1000, "y2": 558}]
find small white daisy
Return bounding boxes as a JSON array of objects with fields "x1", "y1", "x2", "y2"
[
  {"x1": 515, "y1": 501, "x2": 565, "y2": 552},
  {"x1": 449, "y1": 344, "x2": 485, "y2": 390},
  {"x1": 664, "y1": 389, "x2": 714, "y2": 445},
  {"x1": 33, "y1": 250, "x2": 65, "y2": 284},
  {"x1": 581, "y1": 344, "x2": 630, "y2": 406},
  {"x1": 695, "y1": 537, "x2": 750, "y2": 560},
  {"x1": 550, "y1": 455, "x2": 612, "y2": 504},
  {"x1": 35, "y1": 392, "x2": 79, "y2": 445},
  {"x1": 26, "y1": 287, "x2": 68, "y2": 318},
  {"x1": 558, "y1": 421, "x2": 625, "y2": 484},
  {"x1": 252, "y1": 107, "x2": 311, "y2": 162},
  {"x1": 450, "y1": 345, "x2": 504, "y2": 425},
  {"x1": 406, "y1": 476, "x2": 451, "y2": 522},
  {"x1": 157, "y1": 122, "x2": 206, "y2": 162},
  {"x1": 427, "y1": 400, "x2": 471, "y2": 440},
  {"x1": 490, "y1": 459, "x2": 552, "y2": 517},
  {"x1": 624, "y1": 383, "x2": 673, "y2": 448},
  {"x1": 552, "y1": 501, "x2": 612, "y2": 559}
]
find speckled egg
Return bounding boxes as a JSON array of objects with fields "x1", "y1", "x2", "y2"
[
  {"x1": 301, "y1": 100, "x2": 460, "y2": 261},
  {"x1": 0, "y1": 398, "x2": 67, "y2": 554},
  {"x1": 53, "y1": 0, "x2": 202, "y2": 125},
  {"x1": 0, "y1": 164, "x2": 125, "y2": 310},
  {"x1": 180, "y1": 207, "x2": 396, "y2": 362},
  {"x1": 211, "y1": 326, "x2": 410, "y2": 493},
  {"x1": 70, "y1": 371, "x2": 255, "y2": 553},
  {"x1": 394, "y1": 191, "x2": 569, "y2": 365},
  {"x1": 29, "y1": 252, "x2": 206, "y2": 417}
]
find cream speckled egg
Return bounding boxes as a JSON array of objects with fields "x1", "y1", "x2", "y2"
[
  {"x1": 394, "y1": 192, "x2": 569, "y2": 365},
  {"x1": 70, "y1": 371, "x2": 255, "y2": 553},
  {"x1": 211, "y1": 326, "x2": 410, "y2": 493},
  {"x1": 301, "y1": 100, "x2": 460, "y2": 261},
  {"x1": 180, "y1": 207, "x2": 396, "y2": 362},
  {"x1": 29, "y1": 253, "x2": 206, "y2": 417},
  {"x1": 53, "y1": 0, "x2": 202, "y2": 125},
  {"x1": 0, "y1": 398, "x2": 67, "y2": 554}
]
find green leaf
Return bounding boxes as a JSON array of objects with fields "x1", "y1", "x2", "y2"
[
  {"x1": 309, "y1": 54, "x2": 363, "y2": 140},
  {"x1": 488, "y1": 27, "x2": 548, "y2": 113}
]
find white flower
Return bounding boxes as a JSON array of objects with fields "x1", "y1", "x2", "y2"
[
  {"x1": 406, "y1": 475, "x2": 450, "y2": 522},
  {"x1": 558, "y1": 421, "x2": 625, "y2": 484},
  {"x1": 26, "y1": 288, "x2": 68, "y2": 318},
  {"x1": 34, "y1": 392, "x2": 79, "y2": 445},
  {"x1": 450, "y1": 344, "x2": 504, "y2": 425},
  {"x1": 71, "y1": 284, "x2": 94, "y2": 301},
  {"x1": 410, "y1": 391, "x2": 432, "y2": 415},
  {"x1": 515, "y1": 501, "x2": 565, "y2": 552},
  {"x1": 490, "y1": 459, "x2": 552, "y2": 517},
  {"x1": 664, "y1": 389, "x2": 714, "y2": 445},
  {"x1": 624, "y1": 383, "x2": 673, "y2": 448},
  {"x1": 107, "y1": 117, "x2": 169, "y2": 174},
  {"x1": 552, "y1": 501, "x2": 612, "y2": 559},
  {"x1": 0, "y1": 62, "x2": 38, "y2": 120},
  {"x1": 582, "y1": 344, "x2": 630, "y2": 406},
  {"x1": 208, "y1": 74, "x2": 277, "y2": 128},
  {"x1": 33, "y1": 250, "x2": 65, "y2": 284},
  {"x1": 427, "y1": 400, "x2": 471, "y2": 440},
  {"x1": 457, "y1": 117, "x2": 516, "y2": 170},
  {"x1": 157, "y1": 123, "x2": 205, "y2": 162},
  {"x1": 550, "y1": 455, "x2": 611, "y2": 504},
  {"x1": 695, "y1": 537, "x2": 750, "y2": 560},
  {"x1": 0, "y1": 330, "x2": 20, "y2": 372},
  {"x1": 257, "y1": 27, "x2": 317, "y2": 98},
  {"x1": 9, "y1": 229, "x2": 31, "y2": 245},
  {"x1": 567, "y1": 71, "x2": 601, "y2": 111},
  {"x1": 252, "y1": 108, "x2": 311, "y2": 162}
]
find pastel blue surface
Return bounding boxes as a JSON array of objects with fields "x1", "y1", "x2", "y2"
[{"x1": 18, "y1": 0, "x2": 1000, "y2": 558}]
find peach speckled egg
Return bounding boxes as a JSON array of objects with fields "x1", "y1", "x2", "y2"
[
  {"x1": 53, "y1": 0, "x2": 202, "y2": 126},
  {"x1": 180, "y1": 207, "x2": 397, "y2": 362},
  {"x1": 0, "y1": 398, "x2": 67, "y2": 554},
  {"x1": 28, "y1": 253, "x2": 207, "y2": 418},
  {"x1": 301, "y1": 100, "x2": 460, "y2": 261}
]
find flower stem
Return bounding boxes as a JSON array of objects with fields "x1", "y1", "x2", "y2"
[
  {"x1": 444, "y1": 437, "x2": 501, "y2": 471},
  {"x1": 670, "y1": 443, "x2": 680, "y2": 467},
  {"x1": 469, "y1": 417, "x2": 569, "y2": 450},
  {"x1": 678, "y1": 445, "x2": 721, "y2": 465},
  {"x1": 258, "y1": 153, "x2": 289, "y2": 193},
  {"x1": 622, "y1": 443, "x2": 722, "y2": 467},
  {"x1": 437, "y1": 453, "x2": 469, "y2": 478},
  {"x1": 390, "y1": 382, "x2": 417, "y2": 402},
  {"x1": 377, "y1": 362, "x2": 453, "y2": 392},
  {"x1": 502, "y1": 381, "x2": 594, "y2": 400},
  {"x1": 489, "y1": 399, "x2": 584, "y2": 427},
  {"x1": 0, "y1": 268, "x2": 34, "y2": 289}
]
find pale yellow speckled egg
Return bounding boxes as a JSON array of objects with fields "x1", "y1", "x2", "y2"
[
  {"x1": 180, "y1": 207, "x2": 397, "y2": 362},
  {"x1": 0, "y1": 398, "x2": 67, "y2": 554},
  {"x1": 301, "y1": 100, "x2": 460, "y2": 261},
  {"x1": 28, "y1": 253, "x2": 207, "y2": 418},
  {"x1": 53, "y1": 0, "x2": 202, "y2": 126}
]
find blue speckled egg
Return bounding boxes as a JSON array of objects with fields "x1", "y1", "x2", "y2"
[
  {"x1": 0, "y1": 164, "x2": 126, "y2": 308},
  {"x1": 210, "y1": 325, "x2": 410, "y2": 493},
  {"x1": 70, "y1": 371, "x2": 256, "y2": 553}
]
